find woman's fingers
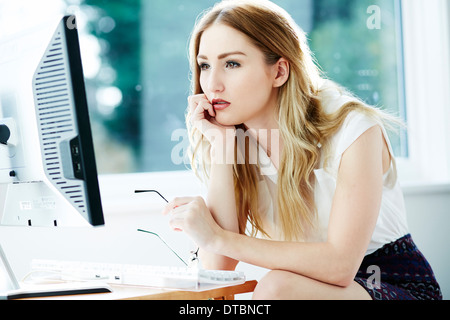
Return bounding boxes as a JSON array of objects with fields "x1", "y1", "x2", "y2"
[
  {"x1": 162, "y1": 196, "x2": 193, "y2": 215},
  {"x1": 161, "y1": 196, "x2": 221, "y2": 251},
  {"x1": 164, "y1": 197, "x2": 195, "y2": 232},
  {"x1": 168, "y1": 210, "x2": 184, "y2": 232},
  {"x1": 197, "y1": 99, "x2": 216, "y2": 118},
  {"x1": 163, "y1": 198, "x2": 191, "y2": 232},
  {"x1": 188, "y1": 94, "x2": 215, "y2": 118}
]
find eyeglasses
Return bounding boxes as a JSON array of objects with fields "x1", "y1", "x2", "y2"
[
  {"x1": 134, "y1": 189, "x2": 200, "y2": 268},
  {"x1": 135, "y1": 189, "x2": 168, "y2": 202}
]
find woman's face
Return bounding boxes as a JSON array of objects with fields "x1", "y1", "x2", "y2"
[{"x1": 197, "y1": 23, "x2": 281, "y2": 128}]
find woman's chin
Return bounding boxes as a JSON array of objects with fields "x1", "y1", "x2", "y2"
[{"x1": 214, "y1": 114, "x2": 239, "y2": 127}]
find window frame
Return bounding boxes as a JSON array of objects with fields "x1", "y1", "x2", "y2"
[{"x1": 396, "y1": 0, "x2": 450, "y2": 185}]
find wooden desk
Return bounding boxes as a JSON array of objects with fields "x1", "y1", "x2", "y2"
[{"x1": 22, "y1": 280, "x2": 257, "y2": 300}]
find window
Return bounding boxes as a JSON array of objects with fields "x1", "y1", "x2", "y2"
[
  {"x1": 398, "y1": 0, "x2": 450, "y2": 184},
  {"x1": 306, "y1": 0, "x2": 407, "y2": 157},
  {"x1": 77, "y1": 0, "x2": 209, "y2": 174}
]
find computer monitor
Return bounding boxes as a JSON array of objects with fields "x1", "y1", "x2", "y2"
[{"x1": 0, "y1": 15, "x2": 104, "y2": 227}]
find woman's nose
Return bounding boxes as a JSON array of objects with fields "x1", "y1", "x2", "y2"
[{"x1": 207, "y1": 69, "x2": 225, "y2": 93}]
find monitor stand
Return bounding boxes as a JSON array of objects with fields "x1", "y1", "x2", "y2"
[{"x1": 1, "y1": 181, "x2": 89, "y2": 227}]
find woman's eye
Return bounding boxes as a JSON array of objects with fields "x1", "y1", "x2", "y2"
[
  {"x1": 225, "y1": 61, "x2": 241, "y2": 69},
  {"x1": 199, "y1": 63, "x2": 210, "y2": 71}
]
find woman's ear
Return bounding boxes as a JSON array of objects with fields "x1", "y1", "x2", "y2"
[{"x1": 273, "y1": 58, "x2": 290, "y2": 88}]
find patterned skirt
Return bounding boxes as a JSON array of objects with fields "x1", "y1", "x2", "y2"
[{"x1": 354, "y1": 234, "x2": 443, "y2": 300}]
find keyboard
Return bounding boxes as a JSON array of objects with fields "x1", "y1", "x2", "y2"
[{"x1": 30, "y1": 259, "x2": 246, "y2": 289}]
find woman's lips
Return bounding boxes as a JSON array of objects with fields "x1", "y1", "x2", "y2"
[{"x1": 212, "y1": 99, "x2": 231, "y2": 111}]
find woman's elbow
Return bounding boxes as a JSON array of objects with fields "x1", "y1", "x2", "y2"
[
  {"x1": 332, "y1": 273, "x2": 357, "y2": 288},
  {"x1": 324, "y1": 259, "x2": 359, "y2": 288}
]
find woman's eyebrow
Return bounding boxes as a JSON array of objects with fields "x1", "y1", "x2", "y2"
[{"x1": 197, "y1": 51, "x2": 247, "y2": 60}]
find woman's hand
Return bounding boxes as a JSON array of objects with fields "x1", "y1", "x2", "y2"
[
  {"x1": 188, "y1": 94, "x2": 235, "y2": 136},
  {"x1": 162, "y1": 196, "x2": 224, "y2": 253},
  {"x1": 188, "y1": 94, "x2": 236, "y2": 163}
]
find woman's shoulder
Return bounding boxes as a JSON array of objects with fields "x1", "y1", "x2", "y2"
[
  {"x1": 318, "y1": 81, "x2": 381, "y2": 145},
  {"x1": 317, "y1": 80, "x2": 393, "y2": 172}
]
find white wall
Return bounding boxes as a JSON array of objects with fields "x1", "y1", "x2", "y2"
[{"x1": 402, "y1": 184, "x2": 450, "y2": 299}]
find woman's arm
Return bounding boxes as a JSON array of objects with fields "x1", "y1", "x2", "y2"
[
  {"x1": 201, "y1": 160, "x2": 240, "y2": 270},
  {"x1": 167, "y1": 125, "x2": 388, "y2": 286},
  {"x1": 186, "y1": 94, "x2": 240, "y2": 270}
]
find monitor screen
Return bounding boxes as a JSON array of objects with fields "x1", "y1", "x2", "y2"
[{"x1": 0, "y1": 15, "x2": 104, "y2": 227}]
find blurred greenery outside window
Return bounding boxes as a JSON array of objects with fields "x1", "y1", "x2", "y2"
[{"x1": 79, "y1": 0, "x2": 406, "y2": 174}]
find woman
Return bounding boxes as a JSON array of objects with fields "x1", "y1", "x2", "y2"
[{"x1": 163, "y1": 0, "x2": 442, "y2": 300}]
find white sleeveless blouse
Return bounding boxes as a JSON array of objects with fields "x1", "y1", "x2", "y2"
[{"x1": 246, "y1": 82, "x2": 409, "y2": 255}]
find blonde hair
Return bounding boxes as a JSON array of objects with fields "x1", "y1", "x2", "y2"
[{"x1": 186, "y1": 0, "x2": 398, "y2": 241}]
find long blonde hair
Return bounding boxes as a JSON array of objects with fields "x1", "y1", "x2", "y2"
[{"x1": 186, "y1": 0, "x2": 396, "y2": 241}]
